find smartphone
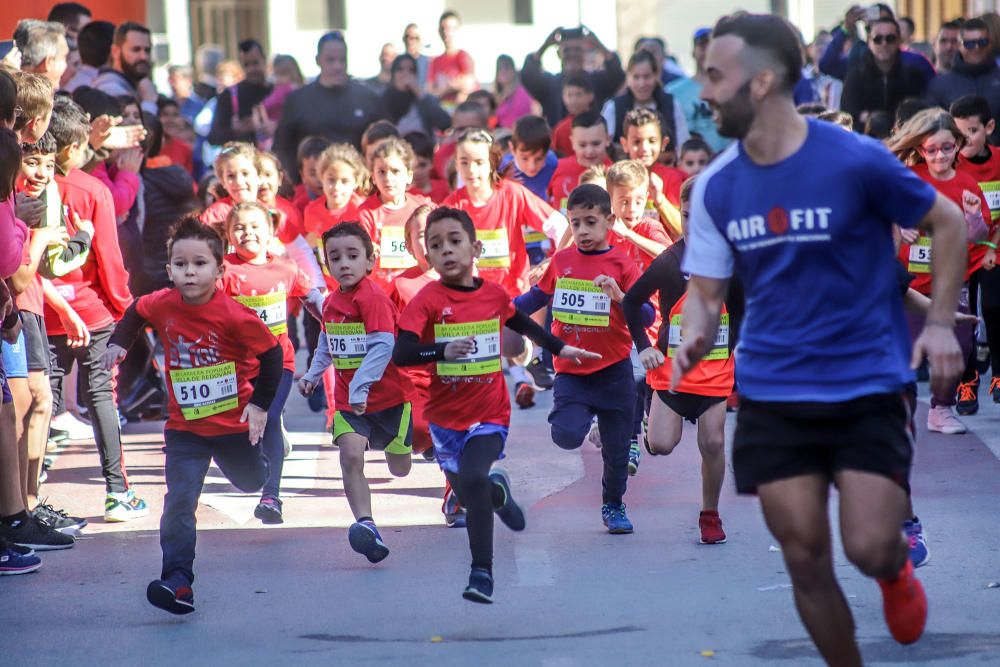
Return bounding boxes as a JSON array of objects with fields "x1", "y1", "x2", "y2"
[
  {"x1": 865, "y1": 5, "x2": 881, "y2": 22},
  {"x1": 0, "y1": 40, "x2": 14, "y2": 61},
  {"x1": 104, "y1": 125, "x2": 139, "y2": 150}
]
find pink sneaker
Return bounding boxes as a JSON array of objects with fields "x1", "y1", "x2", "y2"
[{"x1": 926, "y1": 405, "x2": 966, "y2": 435}]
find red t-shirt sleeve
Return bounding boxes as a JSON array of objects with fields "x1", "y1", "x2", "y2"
[
  {"x1": 639, "y1": 220, "x2": 671, "y2": 246},
  {"x1": 290, "y1": 265, "x2": 312, "y2": 297},
  {"x1": 357, "y1": 285, "x2": 397, "y2": 335},
  {"x1": 134, "y1": 291, "x2": 159, "y2": 322},
  {"x1": 535, "y1": 257, "x2": 558, "y2": 295},
  {"x1": 398, "y1": 288, "x2": 431, "y2": 337},
  {"x1": 620, "y1": 255, "x2": 642, "y2": 291},
  {"x1": 276, "y1": 201, "x2": 304, "y2": 244},
  {"x1": 513, "y1": 181, "x2": 555, "y2": 232}
]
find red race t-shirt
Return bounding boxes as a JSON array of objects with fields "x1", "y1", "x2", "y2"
[
  {"x1": 443, "y1": 179, "x2": 555, "y2": 297},
  {"x1": 900, "y1": 163, "x2": 991, "y2": 294},
  {"x1": 647, "y1": 292, "x2": 734, "y2": 397},
  {"x1": 651, "y1": 163, "x2": 686, "y2": 208},
  {"x1": 136, "y1": 288, "x2": 277, "y2": 437},
  {"x1": 199, "y1": 196, "x2": 234, "y2": 229},
  {"x1": 547, "y1": 156, "x2": 612, "y2": 214},
  {"x1": 303, "y1": 193, "x2": 363, "y2": 291},
  {"x1": 958, "y1": 146, "x2": 1000, "y2": 222},
  {"x1": 398, "y1": 278, "x2": 516, "y2": 431},
  {"x1": 388, "y1": 266, "x2": 438, "y2": 391},
  {"x1": 13, "y1": 239, "x2": 43, "y2": 316},
  {"x1": 322, "y1": 276, "x2": 413, "y2": 412},
  {"x1": 357, "y1": 192, "x2": 432, "y2": 293},
  {"x1": 273, "y1": 196, "x2": 305, "y2": 244},
  {"x1": 537, "y1": 246, "x2": 640, "y2": 375},
  {"x1": 551, "y1": 115, "x2": 574, "y2": 157},
  {"x1": 222, "y1": 253, "x2": 312, "y2": 372}
]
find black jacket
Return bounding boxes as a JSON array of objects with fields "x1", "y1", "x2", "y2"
[
  {"x1": 207, "y1": 80, "x2": 273, "y2": 146},
  {"x1": 521, "y1": 53, "x2": 625, "y2": 127},
  {"x1": 137, "y1": 164, "x2": 196, "y2": 296},
  {"x1": 607, "y1": 87, "x2": 677, "y2": 144},
  {"x1": 273, "y1": 79, "x2": 386, "y2": 182},
  {"x1": 926, "y1": 56, "x2": 1000, "y2": 144},
  {"x1": 841, "y1": 52, "x2": 929, "y2": 129}
]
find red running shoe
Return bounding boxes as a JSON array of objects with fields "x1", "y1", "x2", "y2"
[
  {"x1": 515, "y1": 382, "x2": 535, "y2": 409},
  {"x1": 878, "y1": 559, "x2": 927, "y2": 645},
  {"x1": 699, "y1": 510, "x2": 727, "y2": 544}
]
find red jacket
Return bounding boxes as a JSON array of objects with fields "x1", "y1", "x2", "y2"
[{"x1": 44, "y1": 168, "x2": 132, "y2": 334}]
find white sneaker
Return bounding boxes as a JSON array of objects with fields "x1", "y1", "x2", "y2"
[
  {"x1": 50, "y1": 412, "x2": 94, "y2": 440},
  {"x1": 104, "y1": 489, "x2": 150, "y2": 522},
  {"x1": 926, "y1": 405, "x2": 967, "y2": 435}
]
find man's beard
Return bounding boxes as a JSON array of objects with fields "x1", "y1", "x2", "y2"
[
  {"x1": 714, "y1": 80, "x2": 755, "y2": 139},
  {"x1": 121, "y1": 58, "x2": 150, "y2": 83}
]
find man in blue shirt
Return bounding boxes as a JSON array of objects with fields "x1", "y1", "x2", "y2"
[{"x1": 674, "y1": 13, "x2": 966, "y2": 665}]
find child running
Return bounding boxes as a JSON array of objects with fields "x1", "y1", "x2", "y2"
[
  {"x1": 516, "y1": 184, "x2": 653, "y2": 533},
  {"x1": 443, "y1": 128, "x2": 569, "y2": 408},
  {"x1": 622, "y1": 177, "x2": 744, "y2": 544},
  {"x1": 392, "y1": 207, "x2": 597, "y2": 603},
  {"x1": 101, "y1": 217, "x2": 282, "y2": 615},
  {"x1": 619, "y1": 108, "x2": 685, "y2": 236},
  {"x1": 221, "y1": 202, "x2": 324, "y2": 523},
  {"x1": 299, "y1": 222, "x2": 414, "y2": 563},
  {"x1": 357, "y1": 137, "x2": 431, "y2": 292}
]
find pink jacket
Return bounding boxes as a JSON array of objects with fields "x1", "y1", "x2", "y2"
[
  {"x1": 0, "y1": 194, "x2": 28, "y2": 278},
  {"x1": 91, "y1": 161, "x2": 141, "y2": 223}
]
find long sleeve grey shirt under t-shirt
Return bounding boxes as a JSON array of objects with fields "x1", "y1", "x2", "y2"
[{"x1": 302, "y1": 332, "x2": 395, "y2": 406}]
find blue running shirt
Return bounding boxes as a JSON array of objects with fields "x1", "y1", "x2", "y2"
[{"x1": 682, "y1": 120, "x2": 937, "y2": 402}]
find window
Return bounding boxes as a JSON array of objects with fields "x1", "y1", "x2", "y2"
[
  {"x1": 449, "y1": 0, "x2": 532, "y2": 25},
  {"x1": 296, "y1": 0, "x2": 347, "y2": 30}
]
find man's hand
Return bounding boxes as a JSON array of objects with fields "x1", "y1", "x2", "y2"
[
  {"x1": 89, "y1": 114, "x2": 121, "y2": 150},
  {"x1": 593, "y1": 274, "x2": 624, "y2": 302},
  {"x1": 241, "y1": 403, "x2": 268, "y2": 445},
  {"x1": 99, "y1": 342, "x2": 127, "y2": 370},
  {"x1": 15, "y1": 192, "x2": 44, "y2": 228},
  {"x1": 639, "y1": 346, "x2": 665, "y2": 371},
  {"x1": 912, "y1": 322, "x2": 963, "y2": 397}
]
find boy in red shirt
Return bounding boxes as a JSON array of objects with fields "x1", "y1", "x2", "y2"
[
  {"x1": 547, "y1": 111, "x2": 612, "y2": 216},
  {"x1": 300, "y1": 223, "x2": 414, "y2": 563},
  {"x1": 291, "y1": 136, "x2": 332, "y2": 218},
  {"x1": 46, "y1": 96, "x2": 148, "y2": 521},
  {"x1": 953, "y1": 95, "x2": 1000, "y2": 405},
  {"x1": 515, "y1": 184, "x2": 651, "y2": 534},
  {"x1": 551, "y1": 73, "x2": 596, "y2": 157},
  {"x1": 221, "y1": 202, "x2": 322, "y2": 524},
  {"x1": 620, "y1": 108, "x2": 684, "y2": 237},
  {"x1": 404, "y1": 131, "x2": 450, "y2": 203},
  {"x1": 102, "y1": 216, "x2": 282, "y2": 615},
  {"x1": 393, "y1": 207, "x2": 596, "y2": 603},
  {"x1": 623, "y1": 177, "x2": 744, "y2": 545}
]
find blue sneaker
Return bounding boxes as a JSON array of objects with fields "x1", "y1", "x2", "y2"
[
  {"x1": 489, "y1": 468, "x2": 525, "y2": 531},
  {"x1": 602, "y1": 503, "x2": 634, "y2": 534},
  {"x1": 104, "y1": 488, "x2": 149, "y2": 522},
  {"x1": 443, "y1": 489, "x2": 467, "y2": 528},
  {"x1": 903, "y1": 519, "x2": 930, "y2": 568},
  {"x1": 348, "y1": 520, "x2": 390, "y2": 563},
  {"x1": 146, "y1": 579, "x2": 195, "y2": 615},
  {"x1": 0, "y1": 542, "x2": 41, "y2": 575},
  {"x1": 462, "y1": 567, "x2": 494, "y2": 604}
]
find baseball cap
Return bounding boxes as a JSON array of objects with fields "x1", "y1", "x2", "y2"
[{"x1": 694, "y1": 28, "x2": 711, "y2": 43}]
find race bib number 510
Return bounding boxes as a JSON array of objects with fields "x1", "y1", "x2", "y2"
[
  {"x1": 169, "y1": 362, "x2": 239, "y2": 420},
  {"x1": 434, "y1": 319, "x2": 501, "y2": 376}
]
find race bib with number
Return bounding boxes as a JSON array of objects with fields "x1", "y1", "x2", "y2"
[
  {"x1": 325, "y1": 322, "x2": 367, "y2": 369},
  {"x1": 981, "y1": 181, "x2": 1000, "y2": 221},
  {"x1": 523, "y1": 227, "x2": 549, "y2": 250},
  {"x1": 477, "y1": 229, "x2": 511, "y2": 268},
  {"x1": 553, "y1": 278, "x2": 611, "y2": 326},
  {"x1": 667, "y1": 314, "x2": 730, "y2": 361},
  {"x1": 907, "y1": 237, "x2": 932, "y2": 274},
  {"x1": 433, "y1": 318, "x2": 501, "y2": 376},
  {"x1": 379, "y1": 226, "x2": 417, "y2": 269},
  {"x1": 169, "y1": 362, "x2": 239, "y2": 420},
  {"x1": 234, "y1": 291, "x2": 288, "y2": 334}
]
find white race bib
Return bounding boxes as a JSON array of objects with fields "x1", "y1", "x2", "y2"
[
  {"x1": 433, "y1": 319, "x2": 501, "y2": 376},
  {"x1": 169, "y1": 362, "x2": 239, "y2": 420},
  {"x1": 667, "y1": 314, "x2": 730, "y2": 361},
  {"x1": 553, "y1": 278, "x2": 611, "y2": 326},
  {"x1": 325, "y1": 322, "x2": 367, "y2": 369},
  {"x1": 234, "y1": 291, "x2": 288, "y2": 334},
  {"x1": 477, "y1": 229, "x2": 511, "y2": 268},
  {"x1": 907, "y1": 237, "x2": 932, "y2": 274},
  {"x1": 378, "y1": 226, "x2": 417, "y2": 269}
]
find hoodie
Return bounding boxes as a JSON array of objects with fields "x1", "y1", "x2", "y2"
[{"x1": 926, "y1": 56, "x2": 1000, "y2": 144}]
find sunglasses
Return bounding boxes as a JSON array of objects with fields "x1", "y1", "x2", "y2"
[
  {"x1": 871, "y1": 34, "x2": 898, "y2": 45},
  {"x1": 919, "y1": 143, "x2": 957, "y2": 156},
  {"x1": 964, "y1": 37, "x2": 990, "y2": 50}
]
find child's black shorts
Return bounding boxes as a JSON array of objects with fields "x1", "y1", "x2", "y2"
[{"x1": 655, "y1": 390, "x2": 726, "y2": 424}]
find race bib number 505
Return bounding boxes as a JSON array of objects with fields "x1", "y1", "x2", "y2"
[
  {"x1": 553, "y1": 278, "x2": 611, "y2": 326},
  {"x1": 169, "y1": 362, "x2": 239, "y2": 420},
  {"x1": 434, "y1": 319, "x2": 501, "y2": 376}
]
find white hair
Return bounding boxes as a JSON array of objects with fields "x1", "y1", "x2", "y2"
[{"x1": 15, "y1": 20, "x2": 66, "y2": 70}]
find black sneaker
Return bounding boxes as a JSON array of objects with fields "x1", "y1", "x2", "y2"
[
  {"x1": 956, "y1": 372, "x2": 979, "y2": 416},
  {"x1": 253, "y1": 497, "x2": 284, "y2": 525},
  {"x1": 526, "y1": 357, "x2": 554, "y2": 390},
  {"x1": 33, "y1": 502, "x2": 87, "y2": 535},
  {"x1": 462, "y1": 567, "x2": 494, "y2": 604},
  {"x1": 0, "y1": 515, "x2": 75, "y2": 551},
  {"x1": 489, "y1": 468, "x2": 525, "y2": 531},
  {"x1": 48, "y1": 427, "x2": 69, "y2": 444},
  {"x1": 147, "y1": 579, "x2": 195, "y2": 615}
]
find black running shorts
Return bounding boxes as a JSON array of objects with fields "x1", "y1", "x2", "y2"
[{"x1": 732, "y1": 392, "x2": 913, "y2": 494}]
